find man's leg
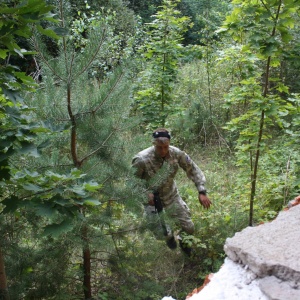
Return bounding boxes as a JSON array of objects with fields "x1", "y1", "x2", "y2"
[
  {"x1": 143, "y1": 205, "x2": 176, "y2": 249},
  {"x1": 167, "y1": 198, "x2": 195, "y2": 256},
  {"x1": 143, "y1": 205, "x2": 165, "y2": 239},
  {"x1": 169, "y1": 198, "x2": 194, "y2": 234}
]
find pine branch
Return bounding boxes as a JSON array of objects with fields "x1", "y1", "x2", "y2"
[
  {"x1": 31, "y1": 35, "x2": 65, "y2": 82},
  {"x1": 75, "y1": 28, "x2": 107, "y2": 78},
  {"x1": 74, "y1": 69, "x2": 125, "y2": 119},
  {"x1": 79, "y1": 129, "x2": 116, "y2": 165}
]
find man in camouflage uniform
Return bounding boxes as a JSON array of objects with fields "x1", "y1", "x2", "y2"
[{"x1": 132, "y1": 128, "x2": 211, "y2": 255}]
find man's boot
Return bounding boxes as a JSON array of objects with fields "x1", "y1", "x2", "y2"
[
  {"x1": 179, "y1": 239, "x2": 193, "y2": 257},
  {"x1": 166, "y1": 235, "x2": 177, "y2": 249}
]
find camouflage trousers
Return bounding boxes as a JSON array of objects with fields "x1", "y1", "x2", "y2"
[{"x1": 143, "y1": 196, "x2": 194, "y2": 240}]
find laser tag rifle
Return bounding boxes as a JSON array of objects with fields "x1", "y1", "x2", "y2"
[
  {"x1": 153, "y1": 191, "x2": 168, "y2": 236},
  {"x1": 153, "y1": 191, "x2": 163, "y2": 213}
]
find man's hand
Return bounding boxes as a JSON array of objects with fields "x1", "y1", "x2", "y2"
[
  {"x1": 148, "y1": 193, "x2": 155, "y2": 206},
  {"x1": 199, "y1": 194, "x2": 211, "y2": 209}
]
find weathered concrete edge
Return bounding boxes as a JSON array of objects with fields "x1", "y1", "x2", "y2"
[
  {"x1": 224, "y1": 205, "x2": 300, "y2": 284},
  {"x1": 224, "y1": 243, "x2": 300, "y2": 284},
  {"x1": 259, "y1": 276, "x2": 300, "y2": 300}
]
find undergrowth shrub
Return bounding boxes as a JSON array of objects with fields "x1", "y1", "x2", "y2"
[
  {"x1": 178, "y1": 149, "x2": 249, "y2": 278},
  {"x1": 173, "y1": 139, "x2": 300, "y2": 283},
  {"x1": 168, "y1": 58, "x2": 233, "y2": 149},
  {"x1": 4, "y1": 140, "x2": 299, "y2": 300}
]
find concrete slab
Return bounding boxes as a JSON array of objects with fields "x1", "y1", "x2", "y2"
[
  {"x1": 224, "y1": 205, "x2": 300, "y2": 284},
  {"x1": 259, "y1": 276, "x2": 300, "y2": 300}
]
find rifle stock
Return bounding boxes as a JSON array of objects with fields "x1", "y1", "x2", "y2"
[{"x1": 153, "y1": 191, "x2": 163, "y2": 213}]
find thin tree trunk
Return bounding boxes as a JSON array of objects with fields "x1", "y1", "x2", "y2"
[
  {"x1": 249, "y1": 0, "x2": 282, "y2": 226},
  {"x1": 161, "y1": 52, "x2": 166, "y2": 127},
  {"x1": 0, "y1": 246, "x2": 10, "y2": 300},
  {"x1": 82, "y1": 225, "x2": 92, "y2": 299},
  {"x1": 67, "y1": 73, "x2": 92, "y2": 298},
  {"x1": 249, "y1": 109, "x2": 265, "y2": 226},
  {"x1": 205, "y1": 1, "x2": 213, "y2": 118},
  {"x1": 64, "y1": 36, "x2": 91, "y2": 297}
]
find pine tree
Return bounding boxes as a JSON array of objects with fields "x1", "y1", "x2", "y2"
[{"x1": 23, "y1": 1, "x2": 142, "y2": 298}]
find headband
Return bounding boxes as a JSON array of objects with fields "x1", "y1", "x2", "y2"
[{"x1": 152, "y1": 131, "x2": 171, "y2": 139}]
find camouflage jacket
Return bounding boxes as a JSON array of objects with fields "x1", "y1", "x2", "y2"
[{"x1": 132, "y1": 146, "x2": 206, "y2": 207}]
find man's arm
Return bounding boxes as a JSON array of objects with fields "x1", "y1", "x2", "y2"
[
  {"x1": 132, "y1": 156, "x2": 155, "y2": 206},
  {"x1": 178, "y1": 150, "x2": 212, "y2": 209},
  {"x1": 132, "y1": 156, "x2": 145, "y2": 179}
]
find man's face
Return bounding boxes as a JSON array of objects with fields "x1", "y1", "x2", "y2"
[{"x1": 154, "y1": 140, "x2": 170, "y2": 158}]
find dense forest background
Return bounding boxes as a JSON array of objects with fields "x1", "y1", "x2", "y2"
[{"x1": 1, "y1": 0, "x2": 300, "y2": 299}]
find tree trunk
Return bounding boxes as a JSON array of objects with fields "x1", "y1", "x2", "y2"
[
  {"x1": 248, "y1": 1, "x2": 282, "y2": 226},
  {"x1": 82, "y1": 225, "x2": 92, "y2": 299},
  {"x1": 0, "y1": 246, "x2": 10, "y2": 300}
]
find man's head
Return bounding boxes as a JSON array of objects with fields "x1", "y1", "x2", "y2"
[{"x1": 152, "y1": 128, "x2": 171, "y2": 158}]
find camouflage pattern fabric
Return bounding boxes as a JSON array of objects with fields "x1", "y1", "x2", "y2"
[{"x1": 132, "y1": 146, "x2": 207, "y2": 234}]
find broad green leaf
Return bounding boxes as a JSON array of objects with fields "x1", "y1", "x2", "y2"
[
  {"x1": 276, "y1": 83, "x2": 289, "y2": 94},
  {"x1": 42, "y1": 219, "x2": 74, "y2": 238},
  {"x1": 52, "y1": 27, "x2": 69, "y2": 36},
  {"x1": 1, "y1": 195, "x2": 22, "y2": 213},
  {"x1": 36, "y1": 25, "x2": 60, "y2": 39},
  {"x1": 71, "y1": 169, "x2": 84, "y2": 177},
  {"x1": 0, "y1": 146, "x2": 15, "y2": 162},
  {"x1": 35, "y1": 202, "x2": 57, "y2": 218},
  {"x1": 68, "y1": 186, "x2": 87, "y2": 196},
  {"x1": 0, "y1": 165, "x2": 10, "y2": 180},
  {"x1": 45, "y1": 171, "x2": 64, "y2": 180},
  {"x1": 23, "y1": 267, "x2": 34, "y2": 274},
  {"x1": 18, "y1": 142, "x2": 39, "y2": 157},
  {"x1": 83, "y1": 198, "x2": 101, "y2": 206},
  {"x1": 53, "y1": 195, "x2": 70, "y2": 206},
  {"x1": 15, "y1": 72, "x2": 37, "y2": 85},
  {"x1": 22, "y1": 183, "x2": 43, "y2": 192},
  {"x1": 270, "y1": 59, "x2": 280, "y2": 67},
  {"x1": 0, "y1": 49, "x2": 7, "y2": 59},
  {"x1": 84, "y1": 181, "x2": 102, "y2": 192},
  {"x1": 24, "y1": 170, "x2": 39, "y2": 177}
]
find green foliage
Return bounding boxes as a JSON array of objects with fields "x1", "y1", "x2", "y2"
[
  {"x1": 0, "y1": 1, "x2": 143, "y2": 299},
  {"x1": 127, "y1": 0, "x2": 231, "y2": 45},
  {"x1": 16, "y1": 1, "x2": 145, "y2": 298},
  {"x1": 221, "y1": 0, "x2": 297, "y2": 52},
  {"x1": 68, "y1": 3, "x2": 140, "y2": 81},
  {"x1": 2, "y1": 167, "x2": 103, "y2": 236},
  {"x1": 178, "y1": 153, "x2": 248, "y2": 274},
  {"x1": 178, "y1": 0, "x2": 230, "y2": 45},
  {"x1": 4, "y1": 230, "x2": 72, "y2": 299},
  {"x1": 217, "y1": 0, "x2": 300, "y2": 225},
  {"x1": 177, "y1": 141, "x2": 299, "y2": 281},
  {"x1": 161, "y1": 0, "x2": 231, "y2": 147},
  {"x1": 0, "y1": 2, "x2": 67, "y2": 298},
  {"x1": 0, "y1": 0, "x2": 106, "y2": 226},
  {"x1": 0, "y1": 0, "x2": 59, "y2": 58},
  {"x1": 69, "y1": 0, "x2": 138, "y2": 34},
  {"x1": 133, "y1": 0, "x2": 191, "y2": 129},
  {"x1": 127, "y1": 0, "x2": 163, "y2": 23},
  {"x1": 2, "y1": 0, "x2": 300, "y2": 299},
  {"x1": 167, "y1": 53, "x2": 232, "y2": 148},
  {"x1": 0, "y1": 0, "x2": 59, "y2": 185}
]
